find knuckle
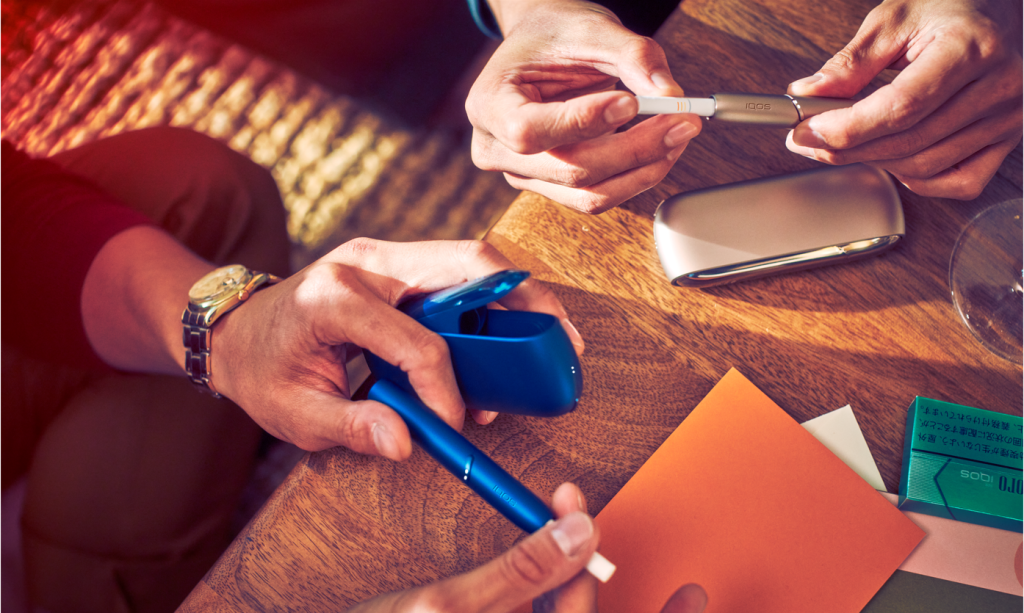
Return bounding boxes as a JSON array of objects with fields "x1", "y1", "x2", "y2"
[
  {"x1": 813, "y1": 149, "x2": 845, "y2": 165},
  {"x1": 567, "y1": 191, "x2": 612, "y2": 215},
  {"x1": 453, "y1": 238, "x2": 498, "y2": 265},
  {"x1": 552, "y1": 163, "x2": 594, "y2": 188},
  {"x1": 470, "y1": 133, "x2": 500, "y2": 172},
  {"x1": 817, "y1": 124, "x2": 857, "y2": 150},
  {"x1": 299, "y1": 262, "x2": 357, "y2": 304},
  {"x1": 825, "y1": 45, "x2": 859, "y2": 75},
  {"x1": 894, "y1": 153, "x2": 943, "y2": 181},
  {"x1": 408, "y1": 330, "x2": 451, "y2": 371},
  {"x1": 503, "y1": 117, "x2": 542, "y2": 154},
  {"x1": 340, "y1": 236, "x2": 379, "y2": 256},
  {"x1": 622, "y1": 35, "x2": 665, "y2": 63},
  {"x1": 884, "y1": 89, "x2": 929, "y2": 132},
  {"x1": 950, "y1": 177, "x2": 986, "y2": 201},
  {"x1": 502, "y1": 543, "x2": 550, "y2": 588},
  {"x1": 886, "y1": 129, "x2": 929, "y2": 158}
]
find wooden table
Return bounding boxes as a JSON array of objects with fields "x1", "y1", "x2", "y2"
[{"x1": 181, "y1": 0, "x2": 1023, "y2": 609}]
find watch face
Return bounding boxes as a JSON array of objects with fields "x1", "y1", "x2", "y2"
[{"x1": 189, "y1": 265, "x2": 251, "y2": 305}]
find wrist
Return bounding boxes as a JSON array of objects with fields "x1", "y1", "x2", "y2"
[
  {"x1": 487, "y1": 0, "x2": 614, "y2": 37},
  {"x1": 181, "y1": 265, "x2": 280, "y2": 398}
]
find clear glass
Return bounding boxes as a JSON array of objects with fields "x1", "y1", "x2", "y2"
[{"x1": 949, "y1": 198, "x2": 1023, "y2": 364}]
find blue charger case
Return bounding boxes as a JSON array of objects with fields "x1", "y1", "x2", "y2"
[
  {"x1": 364, "y1": 270, "x2": 582, "y2": 416},
  {"x1": 363, "y1": 270, "x2": 584, "y2": 534}
]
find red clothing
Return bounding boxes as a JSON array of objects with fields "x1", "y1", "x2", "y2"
[{"x1": 2, "y1": 140, "x2": 152, "y2": 369}]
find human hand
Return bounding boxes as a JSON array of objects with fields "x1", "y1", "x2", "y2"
[
  {"x1": 348, "y1": 481, "x2": 707, "y2": 613},
  {"x1": 348, "y1": 482, "x2": 599, "y2": 612},
  {"x1": 786, "y1": 0, "x2": 1022, "y2": 200},
  {"x1": 466, "y1": 0, "x2": 702, "y2": 214},
  {"x1": 212, "y1": 238, "x2": 584, "y2": 458}
]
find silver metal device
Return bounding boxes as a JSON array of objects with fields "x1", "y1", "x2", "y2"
[
  {"x1": 653, "y1": 164, "x2": 904, "y2": 287},
  {"x1": 636, "y1": 93, "x2": 854, "y2": 128}
]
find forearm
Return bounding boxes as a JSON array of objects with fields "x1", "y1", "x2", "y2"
[{"x1": 81, "y1": 225, "x2": 214, "y2": 376}]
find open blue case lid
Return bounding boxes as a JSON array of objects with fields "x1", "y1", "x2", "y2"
[{"x1": 364, "y1": 270, "x2": 583, "y2": 417}]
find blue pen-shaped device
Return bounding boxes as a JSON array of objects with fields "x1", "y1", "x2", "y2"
[{"x1": 368, "y1": 380, "x2": 615, "y2": 582}]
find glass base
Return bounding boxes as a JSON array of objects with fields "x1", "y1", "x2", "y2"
[{"x1": 949, "y1": 199, "x2": 1023, "y2": 365}]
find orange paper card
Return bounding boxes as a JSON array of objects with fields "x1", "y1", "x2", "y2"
[{"x1": 596, "y1": 369, "x2": 924, "y2": 613}]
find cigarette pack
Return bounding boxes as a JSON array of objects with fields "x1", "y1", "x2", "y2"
[{"x1": 899, "y1": 397, "x2": 1022, "y2": 532}]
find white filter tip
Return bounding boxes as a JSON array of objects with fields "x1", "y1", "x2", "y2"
[
  {"x1": 586, "y1": 551, "x2": 617, "y2": 583},
  {"x1": 635, "y1": 96, "x2": 716, "y2": 117}
]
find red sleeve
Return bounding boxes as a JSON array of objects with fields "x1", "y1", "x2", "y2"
[{"x1": 2, "y1": 140, "x2": 153, "y2": 370}]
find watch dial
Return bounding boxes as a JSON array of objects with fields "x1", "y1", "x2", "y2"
[{"x1": 189, "y1": 265, "x2": 250, "y2": 303}]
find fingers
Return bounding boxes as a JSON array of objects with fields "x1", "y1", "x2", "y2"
[
  {"x1": 296, "y1": 260, "x2": 467, "y2": 434},
  {"x1": 306, "y1": 395, "x2": 415, "y2": 460},
  {"x1": 890, "y1": 138, "x2": 1020, "y2": 200},
  {"x1": 475, "y1": 113, "x2": 698, "y2": 188},
  {"x1": 486, "y1": 91, "x2": 641, "y2": 156},
  {"x1": 534, "y1": 483, "x2": 599, "y2": 613},
  {"x1": 784, "y1": 0, "x2": 1023, "y2": 200},
  {"x1": 465, "y1": 3, "x2": 693, "y2": 213},
  {"x1": 787, "y1": 3, "x2": 905, "y2": 99},
  {"x1": 502, "y1": 139, "x2": 690, "y2": 214},
  {"x1": 323, "y1": 237, "x2": 585, "y2": 420},
  {"x1": 660, "y1": 584, "x2": 709, "y2": 613},
  {"x1": 475, "y1": 113, "x2": 698, "y2": 213},
  {"x1": 441, "y1": 511, "x2": 599, "y2": 612}
]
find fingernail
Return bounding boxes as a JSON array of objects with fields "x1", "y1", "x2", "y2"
[
  {"x1": 551, "y1": 512, "x2": 594, "y2": 557},
  {"x1": 650, "y1": 70, "x2": 676, "y2": 91},
  {"x1": 604, "y1": 96, "x2": 636, "y2": 125},
  {"x1": 789, "y1": 73, "x2": 824, "y2": 89},
  {"x1": 560, "y1": 318, "x2": 585, "y2": 356},
  {"x1": 664, "y1": 122, "x2": 698, "y2": 148},
  {"x1": 372, "y1": 423, "x2": 400, "y2": 460},
  {"x1": 801, "y1": 117, "x2": 828, "y2": 148},
  {"x1": 479, "y1": 410, "x2": 498, "y2": 424},
  {"x1": 577, "y1": 490, "x2": 587, "y2": 513}
]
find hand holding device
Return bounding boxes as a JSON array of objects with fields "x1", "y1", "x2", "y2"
[
  {"x1": 785, "y1": 0, "x2": 1022, "y2": 200},
  {"x1": 209, "y1": 239, "x2": 582, "y2": 458},
  {"x1": 365, "y1": 270, "x2": 613, "y2": 582},
  {"x1": 466, "y1": 0, "x2": 702, "y2": 214},
  {"x1": 636, "y1": 93, "x2": 854, "y2": 128}
]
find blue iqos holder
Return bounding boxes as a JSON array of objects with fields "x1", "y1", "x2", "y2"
[
  {"x1": 363, "y1": 271, "x2": 582, "y2": 531},
  {"x1": 364, "y1": 269, "x2": 582, "y2": 417},
  {"x1": 363, "y1": 272, "x2": 615, "y2": 582}
]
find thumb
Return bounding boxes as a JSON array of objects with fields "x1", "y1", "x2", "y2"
[
  {"x1": 788, "y1": 14, "x2": 904, "y2": 98},
  {"x1": 660, "y1": 583, "x2": 708, "y2": 613},
  {"x1": 442, "y1": 512, "x2": 599, "y2": 611}
]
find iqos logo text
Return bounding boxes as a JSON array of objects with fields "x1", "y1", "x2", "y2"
[
  {"x1": 961, "y1": 469, "x2": 993, "y2": 484},
  {"x1": 492, "y1": 485, "x2": 517, "y2": 508},
  {"x1": 746, "y1": 103, "x2": 772, "y2": 110}
]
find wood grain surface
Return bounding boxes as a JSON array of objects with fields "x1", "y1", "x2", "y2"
[{"x1": 180, "y1": 0, "x2": 1023, "y2": 610}]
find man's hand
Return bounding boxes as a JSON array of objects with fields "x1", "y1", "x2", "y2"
[
  {"x1": 213, "y1": 238, "x2": 584, "y2": 458},
  {"x1": 466, "y1": 0, "x2": 702, "y2": 214},
  {"x1": 348, "y1": 482, "x2": 708, "y2": 613},
  {"x1": 786, "y1": 0, "x2": 1022, "y2": 200}
]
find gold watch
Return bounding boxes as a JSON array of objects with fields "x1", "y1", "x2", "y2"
[{"x1": 182, "y1": 264, "x2": 281, "y2": 397}]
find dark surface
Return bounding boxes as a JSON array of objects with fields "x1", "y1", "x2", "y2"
[
  {"x1": 157, "y1": 0, "x2": 488, "y2": 125},
  {"x1": 862, "y1": 571, "x2": 1022, "y2": 613}
]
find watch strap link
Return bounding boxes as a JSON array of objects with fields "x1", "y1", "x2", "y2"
[{"x1": 182, "y1": 269, "x2": 280, "y2": 398}]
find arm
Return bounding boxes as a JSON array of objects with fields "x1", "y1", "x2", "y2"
[
  {"x1": 465, "y1": 0, "x2": 702, "y2": 214},
  {"x1": 81, "y1": 230, "x2": 584, "y2": 458},
  {"x1": 786, "y1": 0, "x2": 1022, "y2": 200}
]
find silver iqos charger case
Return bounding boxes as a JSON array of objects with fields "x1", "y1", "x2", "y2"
[{"x1": 653, "y1": 164, "x2": 904, "y2": 287}]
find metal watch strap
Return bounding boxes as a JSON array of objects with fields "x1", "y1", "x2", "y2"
[{"x1": 182, "y1": 270, "x2": 280, "y2": 398}]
